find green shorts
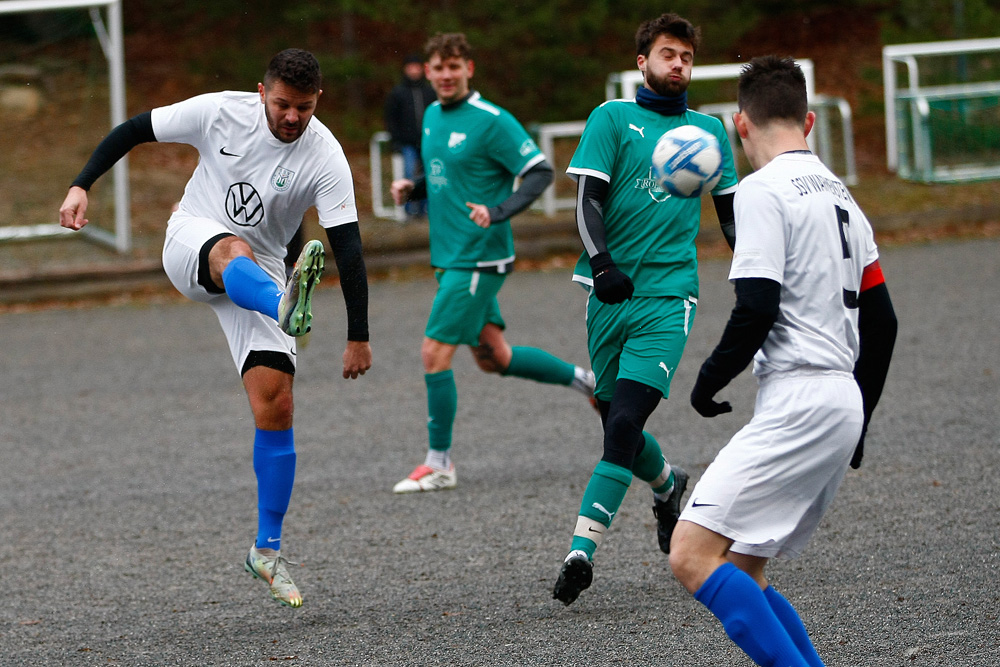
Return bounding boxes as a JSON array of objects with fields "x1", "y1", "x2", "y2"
[
  {"x1": 587, "y1": 294, "x2": 696, "y2": 401},
  {"x1": 424, "y1": 268, "x2": 507, "y2": 346}
]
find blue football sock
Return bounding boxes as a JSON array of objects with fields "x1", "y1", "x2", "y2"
[
  {"x1": 694, "y1": 562, "x2": 811, "y2": 667},
  {"x1": 222, "y1": 256, "x2": 281, "y2": 321},
  {"x1": 764, "y1": 586, "x2": 826, "y2": 667},
  {"x1": 253, "y1": 428, "x2": 296, "y2": 552}
]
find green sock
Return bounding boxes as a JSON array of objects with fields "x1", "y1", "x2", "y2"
[
  {"x1": 425, "y1": 370, "x2": 457, "y2": 451},
  {"x1": 631, "y1": 432, "x2": 674, "y2": 494},
  {"x1": 570, "y1": 460, "x2": 633, "y2": 558},
  {"x1": 502, "y1": 346, "x2": 575, "y2": 385}
]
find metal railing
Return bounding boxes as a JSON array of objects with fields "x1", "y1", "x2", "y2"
[
  {"x1": 368, "y1": 58, "x2": 863, "y2": 218},
  {"x1": 883, "y1": 37, "x2": 1000, "y2": 175},
  {"x1": 369, "y1": 131, "x2": 406, "y2": 221},
  {"x1": 697, "y1": 95, "x2": 857, "y2": 186},
  {"x1": 893, "y1": 81, "x2": 1000, "y2": 182}
]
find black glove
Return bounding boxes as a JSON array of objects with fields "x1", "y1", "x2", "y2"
[
  {"x1": 690, "y1": 368, "x2": 733, "y2": 418},
  {"x1": 590, "y1": 252, "x2": 634, "y2": 304}
]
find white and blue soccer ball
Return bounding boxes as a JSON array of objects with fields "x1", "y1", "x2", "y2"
[{"x1": 650, "y1": 125, "x2": 724, "y2": 198}]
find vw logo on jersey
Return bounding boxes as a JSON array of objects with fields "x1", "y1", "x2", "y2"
[
  {"x1": 225, "y1": 182, "x2": 264, "y2": 227},
  {"x1": 427, "y1": 158, "x2": 448, "y2": 193},
  {"x1": 635, "y1": 166, "x2": 672, "y2": 203},
  {"x1": 447, "y1": 132, "x2": 467, "y2": 153},
  {"x1": 270, "y1": 166, "x2": 295, "y2": 192}
]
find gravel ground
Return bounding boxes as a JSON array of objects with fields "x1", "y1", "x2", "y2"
[{"x1": 0, "y1": 237, "x2": 997, "y2": 666}]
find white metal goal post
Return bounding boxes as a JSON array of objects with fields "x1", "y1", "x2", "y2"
[
  {"x1": 883, "y1": 37, "x2": 1000, "y2": 182},
  {"x1": 0, "y1": 0, "x2": 130, "y2": 252}
]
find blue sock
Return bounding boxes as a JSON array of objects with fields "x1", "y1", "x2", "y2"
[
  {"x1": 764, "y1": 586, "x2": 826, "y2": 667},
  {"x1": 222, "y1": 256, "x2": 281, "y2": 321},
  {"x1": 253, "y1": 428, "x2": 296, "y2": 552},
  {"x1": 694, "y1": 562, "x2": 811, "y2": 667}
]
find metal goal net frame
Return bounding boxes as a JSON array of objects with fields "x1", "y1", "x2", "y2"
[
  {"x1": 0, "y1": 0, "x2": 130, "y2": 252},
  {"x1": 883, "y1": 37, "x2": 1000, "y2": 183}
]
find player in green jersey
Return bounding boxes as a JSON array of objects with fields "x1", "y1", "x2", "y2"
[
  {"x1": 390, "y1": 33, "x2": 595, "y2": 494},
  {"x1": 553, "y1": 13, "x2": 739, "y2": 606}
]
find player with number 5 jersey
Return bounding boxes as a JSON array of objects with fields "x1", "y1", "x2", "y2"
[{"x1": 670, "y1": 56, "x2": 898, "y2": 666}]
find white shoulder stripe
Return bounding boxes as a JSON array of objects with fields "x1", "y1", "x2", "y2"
[
  {"x1": 566, "y1": 167, "x2": 610, "y2": 182},
  {"x1": 599, "y1": 98, "x2": 636, "y2": 108},
  {"x1": 518, "y1": 153, "x2": 546, "y2": 176},
  {"x1": 467, "y1": 92, "x2": 501, "y2": 116}
]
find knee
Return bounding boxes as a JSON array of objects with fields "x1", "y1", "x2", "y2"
[
  {"x1": 214, "y1": 235, "x2": 254, "y2": 264},
  {"x1": 668, "y1": 526, "x2": 709, "y2": 594},
  {"x1": 602, "y1": 407, "x2": 644, "y2": 464},
  {"x1": 251, "y1": 387, "x2": 294, "y2": 430},
  {"x1": 209, "y1": 236, "x2": 255, "y2": 287},
  {"x1": 421, "y1": 338, "x2": 454, "y2": 373},
  {"x1": 668, "y1": 545, "x2": 696, "y2": 591},
  {"x1": 603, "y1": 407, "x2": 638, "y2": 438}
]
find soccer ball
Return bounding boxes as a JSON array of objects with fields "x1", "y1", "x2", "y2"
[{"x1": 650, "y1": 125, "x2": 724, "y2": 198}]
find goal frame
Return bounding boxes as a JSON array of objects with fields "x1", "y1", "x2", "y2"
[
  {"x1": 0, "y1": 0, "x2": 130, "y2": 252},
  {"x1": 883, "y1": 37, "x2": 1000, "y2": 179}
]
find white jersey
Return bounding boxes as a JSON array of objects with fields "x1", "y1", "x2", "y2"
[
  {"x1": 151, "y1": 91, "x2": 358, "y2": 259},
  {"x1": 730, "y1": 152, "x2": 878, "y2": 376}
]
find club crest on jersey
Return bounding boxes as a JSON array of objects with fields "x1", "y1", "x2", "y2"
[
  {"x1": 519, "y1": 138, "x2": 538, "y2": 157},
  {"x1": 270, "y1": 166, "x2": 295, "y2": 192},
  {"x1": 447, "y1": 132, "x2": 467, "y2": 153},
  {"x1": 636, "y1": 166, "x2": 672, "y2": 203},
  {"x1": 226, "y1": 182, "x2": 264, "y2": 227},
  {"x1": 427, "y1": 158, "x2": 448, "y2": 193}
]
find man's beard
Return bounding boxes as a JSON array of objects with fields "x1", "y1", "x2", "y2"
[
  {"x1": 266, "y1": 108, "x2": 303, "y2": 143},
  {"x1": 645, "y1": 70, "x2": 688, "y2": 97}
]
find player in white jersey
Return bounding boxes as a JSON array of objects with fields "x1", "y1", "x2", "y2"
[
  {"x1": 668, "y1": 56, "x2": 897, "y2": 665},
  {"x1": 58, "y1": 49, "x2": 373, "y2": 608}
]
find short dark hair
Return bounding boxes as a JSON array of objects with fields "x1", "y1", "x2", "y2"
[
  {"x1": 264, "y1": 49, "x2": 322, "y2": 94},
  {"x1": 635, "y1": 13, "x2": 700, "y2": 57},
  {"x1": 737, "y1": 55, "x2": 808, "y2": 126},
  {"x1": 424, "y1": 33, "x2": 473, "y2": 62}
]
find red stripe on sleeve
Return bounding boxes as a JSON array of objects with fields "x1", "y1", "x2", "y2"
[{"x1": 860, "y1": 260, "x2": 885, "y2": 292}]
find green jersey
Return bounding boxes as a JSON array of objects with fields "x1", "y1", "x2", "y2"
[
  {"x1": 422, "y1": 91, "x2": 544, "y2": 271},
  {"x1": 567, "y1": 100, "x2": 738, "y2": 298}
]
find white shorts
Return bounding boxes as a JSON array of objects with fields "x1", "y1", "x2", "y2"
[
  {"x1": 162, "y1": 214, "x2": 295, "y2": 374},
  {"x1": 680, "y1": 368, "x2": 863, "y2": 559}
]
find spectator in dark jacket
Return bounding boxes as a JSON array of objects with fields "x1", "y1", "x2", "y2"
[{"x1": 384, "y1": 54, "x2": 436, "y2": 218}]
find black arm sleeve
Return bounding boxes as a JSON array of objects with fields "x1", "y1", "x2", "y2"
[
  {"x1": 408, "y1": 176, "x2": 427, "y2": 201},
  {"x1": 71, "y1": 111, "x2": 156, "y2": 190},
  {"x1": 712, "y1": 192, "x2": 737, "y2": 251},
  {"x1": 576, "y1": 173, "x2": 611, "y2": 258},
  {"x1": 697, "y1": 277, "x2": 781, "y2": 393},
  {"x1": 854, "y1": 282, "x2": 897, "y2": 421},
  {"x1": 324, "y1": 222, "x2": 370, "y2": 342},
  {"x1": 486, "y1": 160, "x2": 555, "y2": 222},
  {"x1": 850, "y1": 281, "x2": 897, "y2": 467}
]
